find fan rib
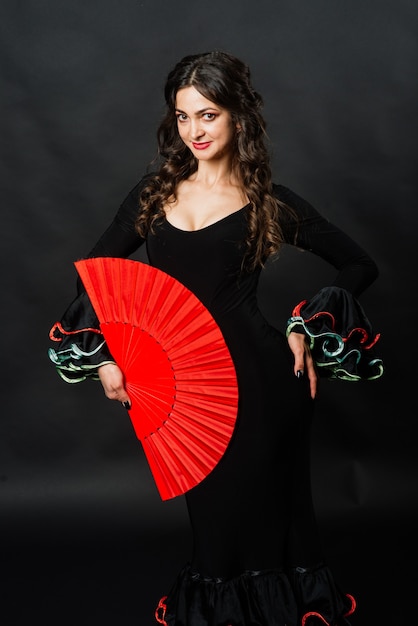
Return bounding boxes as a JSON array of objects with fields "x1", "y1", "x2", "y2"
[{"x1": 75, "y1": 257, "x2": 238, "y2": 500}]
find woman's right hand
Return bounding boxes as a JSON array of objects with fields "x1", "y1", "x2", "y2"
[{"x1": 98, "y1": 362, "x2": 131, "y2": 409}]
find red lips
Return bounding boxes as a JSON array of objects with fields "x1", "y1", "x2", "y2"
[{"x1": 192, "y1": 142, "x2": 211, "y2": 150}]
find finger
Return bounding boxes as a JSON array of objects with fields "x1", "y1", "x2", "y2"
[
  {"x1": 308, "y1": 372, "x2": 317, "y2": 399},
  {"x1": 104, "y1": 387, "x2": 131, "y2": 408},
  {"x1": 294, "y1": 360, "x2": 305, "y2": 378},
  {"x1": 292, "y1": 349, "x2": 306, "y2": 377},
  {"x1": 102, "y1": 385, "x2": 130, "y2": 405},
  {"x1": 305, "y1": 359, "x2": 318, "y2": 399}
]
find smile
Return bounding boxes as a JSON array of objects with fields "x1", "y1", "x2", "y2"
[{"x1": 192, "y1": 142, "x2": 212, "y2": 150}]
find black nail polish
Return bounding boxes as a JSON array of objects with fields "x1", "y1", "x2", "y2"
[
  {"x1": 122, "y1": 401, "x2": 131, "y2": 410},
  {"x1": 296, "y1": 370, "x2": 304, "y2": 379}
]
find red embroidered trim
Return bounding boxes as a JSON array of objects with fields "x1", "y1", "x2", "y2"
[
  {"x1": 292, "y1": 304, "x2": 339, "y2": 332},
  {"x1": 291, "y1": 303, "x2": 380, "y2": 350},
  {"x1": 292, "y1": 300, "x2": 307, "y2": 317},
  {"x1": 301, "y1": 611, "x2": 330, "y2": 626},
  {"x1": 360, "y1": 332, "x2": 381, "y2": 349},
  {"x1": 49, "y1": 321, "x2": 102, "y2": 342},
  {"x1": 154, "y1": 590, "x2": 355, "y2": 626},
  {"x1": 301, "y1": 593, "x2": 356, "y2": 625},
  {"x1": 344, "y1": 593, "x2": 357, "y2": 616},
  {"x1": 155, "y1": 595, "x2": 168, "y2": 625}
]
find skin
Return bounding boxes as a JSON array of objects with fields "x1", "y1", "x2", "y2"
[{"x1": 98, "y1": 86, "x2": 318, "y2": 407}]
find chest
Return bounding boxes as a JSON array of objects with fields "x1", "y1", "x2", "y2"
[
  {"x1": 164, "y1": 186, "x2": 248, "y2": 232},
  {"x1": 146, "y1": 210, "x2": 249, "y2": 302}
]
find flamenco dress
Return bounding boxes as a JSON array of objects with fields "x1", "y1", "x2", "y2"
[{"x1": 49, "y1": 178, "x2": 383, "y2": 626}]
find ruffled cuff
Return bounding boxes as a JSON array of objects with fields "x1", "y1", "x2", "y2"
[
  {"x1": 48, "y1": 291, "x2": 115, "y2": 383},
  {"x1": 286, "y1": 286, "x2": 384, "y2": 382}
]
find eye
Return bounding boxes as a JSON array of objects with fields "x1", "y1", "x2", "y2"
[
  {"x1": 203, "y1": 112, "x2": 216, "y2": 121},
  {"x1": 176, "y1": 113, "x2": 188, "y2": 122}
]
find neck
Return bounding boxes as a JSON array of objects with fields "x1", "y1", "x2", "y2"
[{"x1": 193, "y1": 159, "x2": 239, "y2": 188}]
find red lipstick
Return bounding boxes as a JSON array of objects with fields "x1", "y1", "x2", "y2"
[{"x1": 192, "y1": 142, "x2": 211, "y2": 150}]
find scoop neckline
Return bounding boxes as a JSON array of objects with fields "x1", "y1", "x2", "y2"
[{"x1": 163, "y1": 203, "x2": 250, "y2": 233}]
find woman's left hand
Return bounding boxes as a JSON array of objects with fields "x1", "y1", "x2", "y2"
[{"x1": 287, "y1": 331, "x2": 318, "y2": 399}]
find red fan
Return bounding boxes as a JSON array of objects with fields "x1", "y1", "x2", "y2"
[{"x1": 75, "y1": 257, "x2": 238, "y2": 500}]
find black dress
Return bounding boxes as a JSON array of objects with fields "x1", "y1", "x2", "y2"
[{"x1": 49, "y1": 179, "x2": 383, "y2": 626}]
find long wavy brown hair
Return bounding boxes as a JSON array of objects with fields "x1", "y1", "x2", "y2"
[{"x1": 136, "y1": 50, "x2": 292, "y2": 269}]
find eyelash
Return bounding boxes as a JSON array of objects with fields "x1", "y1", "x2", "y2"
[{"x1": 176, "y1": 113, "x2": 217, "y2": 122}]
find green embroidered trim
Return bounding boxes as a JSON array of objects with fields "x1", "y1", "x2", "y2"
[
  {"x1": 48, "y1": 341, "x2": 115, "y2": 383},
  {"x1": 286, "y1": 316, "x2": 384, "y2": 382}
]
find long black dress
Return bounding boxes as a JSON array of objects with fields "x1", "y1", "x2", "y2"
[{"x1": 49, "y1": 179, "x2": 383, "y2": 626}]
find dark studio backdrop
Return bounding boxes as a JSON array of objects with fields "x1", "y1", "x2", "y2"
[{"x1": 1, "y1": 0, "x2": 416, "y2": 624}]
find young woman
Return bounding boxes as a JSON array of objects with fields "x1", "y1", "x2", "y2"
[{"x1": 49, "y1": 50, "x2": 383, "y2": 625}]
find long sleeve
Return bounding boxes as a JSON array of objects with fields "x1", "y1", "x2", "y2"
[
  {"x1": 275, "y1": 184, "x2": 383, "y2": 381},
  {"x1": 49, "y1": 180, "x2": 147, "y2": 382},
  {"x1": 275, "y1": 184, "x2": 379, "y2": 297}
]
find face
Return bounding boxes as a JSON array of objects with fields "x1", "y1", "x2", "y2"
[{"x1": 175, "y1": 86, "x2": 237, "y2": 162}]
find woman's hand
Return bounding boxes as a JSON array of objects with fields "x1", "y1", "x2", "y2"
[
  {"x1": 98, "y1": 362, "x2": 131, "y2": 409},
  {"x1": 287, "y1": 331, "x2": 318, "y2": 399}
]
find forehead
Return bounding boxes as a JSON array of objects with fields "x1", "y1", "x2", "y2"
[{"x1": 175, "y1": 86, "x2": 220, "y2": 112}]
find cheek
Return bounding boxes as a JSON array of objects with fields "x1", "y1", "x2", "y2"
[
  {"x1": 179, "y1": 127, "x2": 190, "y2": 144},
  {"x1": 221, "y1": 121, "x2": 234, "y2": 139}
]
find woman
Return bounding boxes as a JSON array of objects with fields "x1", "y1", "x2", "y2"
[{"x1": 49, "y1": 50, "x2": 383, "y2": 625}]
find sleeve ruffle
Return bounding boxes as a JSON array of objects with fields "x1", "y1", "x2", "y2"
[
  {"x1": 286, "y1": 286, "x2": 384, "y2": 381},
  {"x1": 48, "y1": 291, "x2": 115, "y2": 383}
]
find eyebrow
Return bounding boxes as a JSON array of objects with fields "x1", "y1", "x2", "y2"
[{"x1": 175, "y1": 107, "x2": 219, "y2": 115}]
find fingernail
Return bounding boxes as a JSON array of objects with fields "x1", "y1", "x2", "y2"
[
  {"x1": 122, "y1": 401, "x2": 131, "y2": 410},
  {"x1": 296, "y1": 370, "x2": 304, "y2": 379}
]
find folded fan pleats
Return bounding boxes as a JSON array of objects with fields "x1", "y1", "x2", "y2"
[{"x1": 75, "y1": 257, "x2": 239, "y2": 500}]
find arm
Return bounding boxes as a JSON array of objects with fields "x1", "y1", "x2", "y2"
[
  {"x1": 275, "y1": 183, "x2": 379, "y2": 296},
  {"x1": 274, "y1": 184, "x2": 383, "y2": 388},
  {"x1": 49, "y1": 180, "x2": 146, "y2": 391}
]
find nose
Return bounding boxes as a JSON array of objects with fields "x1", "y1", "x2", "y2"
[{"x1": 190, "y1": 119, "x2": 204, "y2": 139}]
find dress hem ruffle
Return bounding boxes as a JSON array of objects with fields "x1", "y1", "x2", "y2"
[{"x1": 155, "y1": 561, "x2": 355, "y2": 626}]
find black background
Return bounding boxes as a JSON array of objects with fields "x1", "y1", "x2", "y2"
[{"x1": 1, "y1": 1, "x2": 416, "y2": 624}]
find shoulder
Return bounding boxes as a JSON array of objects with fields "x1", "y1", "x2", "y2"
[
  {"x1": 123, "y1": 171, "x2": 158, "y2": 204},
  {"x1": 273, "y1": 182, "x2": 307, "y2": 208},
  {"x1": 272, "y1": 182, "x2": 323, "y2": 220},
  {"x1": 116, "y1": 172, "x2": 158, "y2": 224}
]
